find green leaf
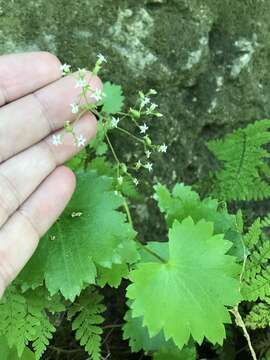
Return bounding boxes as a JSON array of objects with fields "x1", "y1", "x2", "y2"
[
  {"x1": 101, "y1": 82, "x2": 124, "y2": 114},
  {"x1": 97, "y1": 263, "x2": 129, "y2": 288},
  {"x1": 123, "y1": 308, "x2": 176, "y2": 353},
  {"x1": 67, "y1": 289, "x2": 105, "y2": 360},
  {"x1": 127, "y1": 217, "x2": 241, "y2": 348},
  {"x1": 19, "y1": 171, "x2": 139, "y2": 301},
  {"x1": 154, "y1": 183, "x2": 235, "y2": 235},
  {"x1": 0, "y1": 286, "x2": 56, "y2": 358},
  {"x1": 96, "y1": 142, "x2": 108, "y2": 155},
  {"x1": 153, "y1": 344, "x2": 196, "y2": 360},
  {"x1": 153, "y1": 183, "x2": 244, "y2": 259},
  {"x1": 66, "y1": 150, "x2": 86, "y2": 171}
]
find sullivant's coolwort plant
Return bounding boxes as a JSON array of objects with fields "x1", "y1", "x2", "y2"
[{"x1": 0, "y1": 53, "x2": 270, "y2": 360}]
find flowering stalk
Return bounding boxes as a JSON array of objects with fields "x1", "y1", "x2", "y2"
[{"x1": 58, "y1": 54, "x2": 168, "y2": 189}]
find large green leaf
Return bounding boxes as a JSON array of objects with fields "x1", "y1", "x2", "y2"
[
  {"x1": 19, "y1": 171, "x2": 138, "y2": 301},
  {"x1": 127, "y1": 217, "x2": 241, "y2": 348}
]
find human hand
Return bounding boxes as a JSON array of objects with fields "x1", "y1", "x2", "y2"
[{"x1": 0, "y1": 52, "x2": 101, "y2": 297}]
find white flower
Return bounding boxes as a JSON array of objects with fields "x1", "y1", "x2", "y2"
[
  {"x1": 139, "y1": 123, "x2": 149, "y2": 134},
  {"x1": 52, "y1": 134, "x2": 62, "y2": 146},
  {"x1": 149, "y1": 89, "x2": 157, "y2": 95},
  {"x1": 158, "y1": 143, "x2": 168, "y2": 153},
  {"x1": 111, "y1": 117, "x2": 120, "y2": 128},
  {"x1": 92, "y1": 89, "x2": 103, "y2": 102},
  {"x1": 145, "y1": 150, "x2": 151, "y2": 158},
  {"x1": 141, "y1": 96, "x2": 151, "y2": 108},
  {"x1": 70, "y1": 103, "x2": 79, "y2": 114},
  {"x1": 145, "y1": 162, "x2": 153, "y2": 172},
  {"x1": 97, "y1": 53, "x2": 107, "y2": 63},
  {"x1": 135, "y1": 160, "x2": 142, "y2": 169},
  {"x1": 76, "y1": 135, "x2": 86, "y2": 147},
  {"x1": 133, "y1": 178, "x2": 139, "y2": 186},
  {"x1": 75, "y1": 79, "x2": 88, "y2": 88},
  {"x1": 60, "y1": 63, "x2": 71, "y2": 75}
]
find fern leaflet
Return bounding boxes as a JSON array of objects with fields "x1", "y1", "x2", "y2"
[
  {"x1": 67, "y1": 289, "x2": 105, "y2": 360},
  {"x1": 207, "y1": 119, "x2": 270, "y2": 201}
]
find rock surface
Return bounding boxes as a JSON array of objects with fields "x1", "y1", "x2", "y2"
[{"x1": 1, "y1": 0, "x2": 270, "y2": 237}]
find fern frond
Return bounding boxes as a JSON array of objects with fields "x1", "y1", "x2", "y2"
[
  {"x1": 262, "y1": 213, "x2": 270, "y2": 228},
  {"x1": 244, "y1": 218, "x2": 262, "y2": 250},
  {"x1": 207, "y1": 119, "x2": 270, "y2": 201},
  {"x1": 67, "y1": 289, "x2": 106, "y2": 360},
  {"x1": 243, "y1": 264, "x2": 270, "y2": 302},
  {"x1": 241, "y1": 217, "x2": 270, "y2": 303},
  {"x1": 30, "y1": 307, "x2": 55, "y2": 360},
  {"x1": 245, "y1": 303, "x2": 270, "y2": 329},
  {"x1": 0, "y1": 286, "x2": 56, "y2": 358}
]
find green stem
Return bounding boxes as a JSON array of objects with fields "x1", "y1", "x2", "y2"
[
  {"x1": 123, "y1": 199, "x2": 133, "y2": 226},
  {"x1": 123, "y1": 199, "x2": 166, "y2": 264},
  {"x1": 105, "y1": 133, "x2": 120, "y2": 164},
  {"x1": 117, "y1": 127, "x2": 146, "y2": 145},
  {"x1": 105, "y1": 133, "x2": 120, "y2": 177},
  {"x1": 138, "y1": 242, "x2": 166, "y2": 263},
  {"x1": 230, "y1": 306, "x2": 257, "y2": 360},
  {"x1": 49, "y1": 346, "x2": 83, "y2": 354}
]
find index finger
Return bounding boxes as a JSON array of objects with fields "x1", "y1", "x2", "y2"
[{"x1": 0, "y1": 52, "x2": 62, "y2": 106}]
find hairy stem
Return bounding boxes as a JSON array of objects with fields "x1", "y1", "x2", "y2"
[{"x1": 230, "y1": 306, "x2": 257, "y2": 360}]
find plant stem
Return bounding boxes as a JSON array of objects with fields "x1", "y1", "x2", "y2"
[
  {"x1": 123, "y1": 199, "x2": 133, "y2": 226},
  {"x1": 117, "y1": 127, "x2": 146, "y2": 145},
  {"x1": 123, "y1": 199, "x2": 166, "y2": 264},
  {"x1": 230, "y1": 306, "x2": 257, "y2": 360},
  {"x1": 102, "y1": 323, "x2": 124, "y2": 330},
  {"x1": 105, "y1": 133, "x2": 120, "y2": 164},
  {"x1": 49, "y1": 345, "x2": 83, "y2": 354},
  {"x1": 138, "y1": 241, "x2": 166, "y2": 263}
]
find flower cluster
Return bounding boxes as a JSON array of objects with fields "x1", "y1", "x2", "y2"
[{"x1": 56, "y1": 54, "x2": 167, "y2": 189}]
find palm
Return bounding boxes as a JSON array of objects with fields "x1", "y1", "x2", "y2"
[{"x1": 0, "y1": 52, "x2": 101, "y2": 297}]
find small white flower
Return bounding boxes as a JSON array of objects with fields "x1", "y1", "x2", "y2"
[
  {"x1": 60, "y1": 63, "x2": 71, "y2": 75},
  {"x1": 149, "y1": 89, "x2": 157, "y2": 95},
  {"x1": 139, "y1": 123, "x2": 149, "y2": 134},
  {"x1": 76, "y1": 135, "x2": 86, "y2": 147},
  {"x1": 52, "y1": 134, "x2": 62, "y2": 146},
  {"x1": 70, "y1": 103, "x2": 79, "y2": 114},
  {"x1": 97, "y1": 53, "x2": 107, "y2": 63},
  {"x1": 158, "y1": 143, "x2": 168, "y2": 153},
  {"x1": 141, "y1": 96, "x2": 151, "y2": 108},
  {"x1": 75, "y1": 79, "x2": 88, "y2": 88},
  {"x1": 145, "y1": 150, "x2": 151, "y2": 158},
  {"x1": 135, "y1": 160, "x2": 142, "y2": 169},
  {"x1": 133, "y1": 178, "x2": 139, "y2": 186},
  {"x1": 92, "y1": 89, "x2": 103, "y2": 102},
  {"x1": 145, "y1": 162, "x2": 153, "y2": 172},
  {"x1": 111, "y1": 117, "x2": 120, "y2": 128}
]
